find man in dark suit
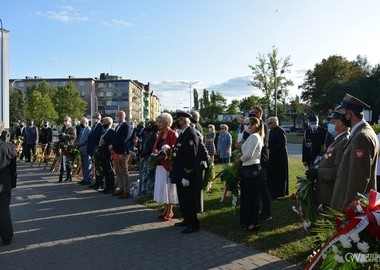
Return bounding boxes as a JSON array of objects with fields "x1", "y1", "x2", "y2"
[
  {"x1": 302, "y1": 115, "x2": 326, "y2": 167},
  {"x1": 39, "y1": 120, "x2": 53, "y2": 156},
  {"x1": 110, "y1": 111, "x2": 130, "y2": 198},
  {"x1": 87, "y1": 112, "x2": 105, "y2": 189},
  {"x1": 170, "y1": 110, "x2": 208, "y2": 233},
  {"x1": 0, "y1": 121, "x2": 17, "y2": 245}
]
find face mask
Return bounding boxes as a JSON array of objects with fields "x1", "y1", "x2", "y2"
[
  {"x1": 80, "y1": 124, "x2": 85, "y2": 128},
  {"x1": 175, "y1": 121, "x2": 181, "y2": 129},
  {"x1": 43, "y1": 125, "x2": 48, "y2": 128},
  {"x1": 103, "y1": 124, "x2": 110, "y2": 129},
  {"x1": 327, "y1": 123, "x2": 337, "y2": 137},
  {"x1": 310, "y1": 124, "x2": 317, "y2": 131},
  {"x1": 244, "y1": 125, "x2": 249, "y2": 132},
  {"x1": 342, "y1": 113, "x2": 351, "y2": 127}
]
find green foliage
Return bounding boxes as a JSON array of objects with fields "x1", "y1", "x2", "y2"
[
  {"x1": 225, "y1": 99, "x2": 240, "y2": 114},
  {"x1": 9, "y1": 87, "x2": 24, "y2": 126},
  {"x1": 299, "y1": 55, "x2": 368, "y2": 115},
  {"x1": 25, "y1": 91, "x2": 58, "y2": 125},
  {"x1": 248, "y1": 46, "x2": 293, "y2": 116},
  {"x1": 199, "y1": 89, "x2": 227, "y2": 120},
  {"x1": 52, "y1": 82, "x2": 87, "y2": 123}
]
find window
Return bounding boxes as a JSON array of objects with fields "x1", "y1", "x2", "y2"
[
  {"x1": 61, "y1": 81, "x2": 67, "y2": 86},
  {"x1": 81, "y1": 90, "x2": 86, "y2": 96},
  {"x1": 106, "y1": 92, "x2": 113, "y2": 97},
  {"x1": 53, "y1": 81, "x2": 59, "y2": 87},
  {"x1": 98, "y1": 83, "x2": 104, "y2": 88},
  {"x1": 78, "y1": 81, "x2": 86, "y2": 87},
  {"x1": 106, "y1": 101, "x2": 113, "y2": 106},
  {"x1": 98, "y1": 92, "x2": 104, "y2": 97},
  {"x1": 108, "y1": 82, "x2": 113, "y2": 88}
]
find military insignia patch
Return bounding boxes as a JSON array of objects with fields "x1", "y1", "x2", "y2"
[{"x1": 355, "y1": 149, "x2": 364, "y2": 159}]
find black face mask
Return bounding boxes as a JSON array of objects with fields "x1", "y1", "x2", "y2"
[
  {"x1": 341, "y1": 113, "x2": 351, "y2": 127},
  {"x1": 43, "y1": 125, "x2": 48, "y2": 128},
  {"x1": 80, "y1": 124, "x2": 85, "y2": 128},
  {"x1": 174, "y1": 121, "x2": 181, "y2": 129},
  {"x1": 103, "y1": 124, "x2": 110, "y2": 129}
]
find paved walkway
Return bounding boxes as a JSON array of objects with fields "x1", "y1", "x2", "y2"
[{"x1": 0, "y1": 162, "x2": 300, "y2": 270}]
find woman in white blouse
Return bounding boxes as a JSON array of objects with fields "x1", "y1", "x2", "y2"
[{"x1": 239, "y1": 117, "x2": 264, "y2": 232}]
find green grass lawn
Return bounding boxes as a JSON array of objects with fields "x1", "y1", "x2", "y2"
[
  {"x1": 141, "y1": 157, "x2": 314, "y2": 267},
  {"x1": 286, "y1": 133, "x2": 304, "y2": 144}
]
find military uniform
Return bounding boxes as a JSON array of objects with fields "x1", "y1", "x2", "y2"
[
  {"x1": 170, "y1": 111, "x2": 208, "y2": 233},
  {"x1": 316, "y1": 131, "x2": 349, "y2": 205},
  {"x1": 330, "y1": 94, "x2": 379, "y2": 211}
]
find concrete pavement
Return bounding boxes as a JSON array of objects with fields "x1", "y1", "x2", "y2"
[{"x1": 0, "y1": 162, "x2": 300, "y2": 270}]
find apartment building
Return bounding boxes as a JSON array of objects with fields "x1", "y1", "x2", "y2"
[{"x1": 10, "y1": 73, "x2": 160, "y2": 123}]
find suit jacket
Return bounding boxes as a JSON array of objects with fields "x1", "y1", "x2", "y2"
[
  {"x1": 316, "y1": 131, "x2": 349, "y2": 205},
  {"x1": 39, "y1": 127, "x2": 53, "y2": 144},
  {"x1": 331, "y1": 122, "x2": 378, "y2": 211},
  {"x1": 152, "y1": 128, "x2": 177, "y2": 171},
  {"x1": 98, "y1": 128, "x2": 115, "y2": 161},
  {"x1": 87, "y1": 122, "x2": 104, "y2": 156},
  {"x1": 170, "y1": 126, "x2": 208, "y2": 182},
  {"x1": 112, "y1": 122, "x2": 129, "y2": 155},
  {"x1": 76, "y1": 126, "x2": 91, "y2": 156},
  {"x1": 24, "y1": 125, "x2": 39, "y2": 145},
  {"x1": 0, "y1": 141, "x2": 17, "y2": 191},
  {"x1": 302, "y1": 126, "x2": 326, "y2": 166}
]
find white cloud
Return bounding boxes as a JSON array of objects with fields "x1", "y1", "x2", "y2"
[
  {"x1": 150, "y1": 77, "x2": 262, "y2": 111},
  {"x1": 36, "y1": 6, "x2": 89, "y2": 23},
  {"x1": 102, "y1": 19, "x2": 132, "y2": 28}
]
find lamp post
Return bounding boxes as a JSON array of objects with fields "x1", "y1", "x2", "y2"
[
  {"x1": 0, "y1": 18, "x2": 4, "y2": 124},
  {"x1": 180, "y1": 81, "x2": 199, "y2": 112}
]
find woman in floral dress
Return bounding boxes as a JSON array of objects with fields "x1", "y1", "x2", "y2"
[{"x1": 204, "y1": 124, "x2": 216, "y2": 163}]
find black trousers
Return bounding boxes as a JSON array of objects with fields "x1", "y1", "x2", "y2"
[
  {"x1": 176, "y1": 180, "x2": 200, "y2": 229},
  {"x1": 240, "y1": 165, "x2": 260, "y2": 226},
  {"x1": 25, "y1": 143, "x2": 36, "y2": 161},
  {"x1": 100, "y1": 159, "x2": 115, "y2": 192},
  {"x1": 258, "y1": 168, "x2": 272, "y2": 218},
  {"x1": 0, "y1": 190, "x2": 13, "y2": 245}
]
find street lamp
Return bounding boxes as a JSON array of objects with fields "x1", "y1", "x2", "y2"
[
  {"x1": 180, "y1": 81, "x2": 199, "y2": 112},
  {"x1": 11, "y1": 79, "x2": 23, "y2": 89}
]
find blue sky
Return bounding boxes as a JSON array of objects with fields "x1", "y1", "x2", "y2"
[{"x1": 2, "y1": 0, "x2": 380, "y2": 111}]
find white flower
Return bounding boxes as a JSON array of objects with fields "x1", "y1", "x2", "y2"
[
  {"x1": 292, "y1": 206, "x2": 299, "y2": 214},
  {"x1": 161, "y1": 144, "x2": 171, "y2": 153},
  {"x1": 334, "y1": 254, "x2": 345, "y2": 263},
  {"x1": 303, "y1": 220, "x2": 312, "y2": 230},
  {"x1": 332, "y1": 245, "x2": 340, "y2": 254},
  {"x1": 339, "y1": 234, "x2": 352, "y2": 249},
  {"x1": 357, "y1": 241, "x2": 370, "y2": 253},
  {"x1": 349, "y1": 232, "x2": 360, "y2": 243}
]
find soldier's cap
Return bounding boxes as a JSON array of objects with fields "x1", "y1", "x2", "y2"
[
  {"x1": 174, "y1": 110, "x2": 197, "y2": 123},
  {"x1": 327, "y1": 110, "x2": 345, "y2": 121},
  {"x1": 307, "y1": 115, "x2": 318, "y2": 122},
  {"x1": 340, "y1": 93, "x2": 370, "y2": 112}
]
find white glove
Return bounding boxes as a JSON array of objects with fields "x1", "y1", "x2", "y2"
[{"x1": 181, "y1": 178, "x2": 190, "y2": 187}]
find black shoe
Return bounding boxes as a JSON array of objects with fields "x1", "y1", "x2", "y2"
[
  {"x1": 99, "y1": 189, "x2": 111, "y2": 194},
  {"x1": 78, "y1": 180, "x2": 86, "y2": 185},
  {"x1": 181, "y1": 226, "x2": 200, "y2": 234},
  {"x1": 89, "y1": 184, "x2": 100, "y2": 189},
  {"x1": 174, "y1": 221, "x2": 188, "y2": 227},
  {"x1": 259, "y1": 215, "x2": 273, "y2": 222},
  {"x1": 246, "y1": 224, "x2": 260, "y2": 232},
  {"x1": 80, "y1": 181, "x2": 91, "y2": 186}
]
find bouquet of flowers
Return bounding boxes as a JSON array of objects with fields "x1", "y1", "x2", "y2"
[
  {"x1": 61, "y1": 144, "x2": 80, "y2": 168},
  {"x1": 216, "y1": 150, "x2": 242, "y2": 208},
  {"x1": 291, "y1": 176, "x2": 318, "y2": 231},
  {"x1": 13, "y1": 136, "x2": 24, "y2": 157},
  {"x1": 147, "y1": 144, "x2": 171, "y2": 166},
  {"x1": 203, "y1": 161, "x2": 215, "y2": 191},
  {"x1": 306, "y1": 189, "x2": 380, "y2": 270}
]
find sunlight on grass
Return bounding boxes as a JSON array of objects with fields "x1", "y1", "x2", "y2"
[{"x1": 142, "y1": 156, "x2": 314, "y2": 267}]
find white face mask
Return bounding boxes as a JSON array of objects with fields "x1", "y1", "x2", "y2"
[
  {"x1": 310, "y1": 124, "x2": 317, "y2": 130},
  {"x1": 243, "y1": 125, "x2": 249, "y2": 132},
  {"x1": 327, "y1": 123, "x2": 337, "y2": 137}
]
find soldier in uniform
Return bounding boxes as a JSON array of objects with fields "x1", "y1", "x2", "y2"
[
  {"x1": 170, "y1": 110, "x2": 208, "y2": 233},
  {"x1": 0, "y1": 121, "x2": 17, "y2": 245},
  {"x1": 330, "y1": 94, "x2": 378, "y2": 211},
  {"x1": 302, "y1": 115, "x2": 326, "y2": 167},
  {"x1": 306, "y1": 108, "x2": 350, "y2": 207}
]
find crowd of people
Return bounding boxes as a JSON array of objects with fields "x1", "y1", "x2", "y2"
[{"x1": 1, "y1": 92, "x2": 379, "y2": 246}]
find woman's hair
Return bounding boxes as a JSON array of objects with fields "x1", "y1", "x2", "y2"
[
  {"x1": 220, "y1": 124, "x2": 229, "y2": 131},
  {"x1": 248, "y1": 117, "x2": 264, "y2": 140},
  {"x1": 157, "y1": 112, "x2": 173, "y2": 127},
  {"x1": 208, "y1": 124, "x2": 215, "y2": 133}
]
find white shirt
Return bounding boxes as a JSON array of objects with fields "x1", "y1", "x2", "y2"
[{"x1": 240, "y1": 133, "x2": 262, "y2": 166}]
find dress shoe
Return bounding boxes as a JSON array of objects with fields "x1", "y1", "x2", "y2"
[
  {"x1": 246, "y1": 224, "x2": 260, "y2": 232},
  {"x1": 78, "y1": 180, "x2": 86, "y2": 185},
  {"x1": 112, "y1": 190, "x2": 123, "y2": 196},
  {"x1": 181, "y1": 226, "x2": 200, "y2": 234},
  {"x1": 80, "y1": 181, "x2": 91, "y2": 186},
  {"x1": 163, "y1": 213, "x2": 174, "y2": 221},
  {"x1": 89, "y1": 184, "x2": 99, "y2": 189},
  {"x1": 118, "y1": 192, "x2": 130, "y2": 199},
  {"x1": 99, "y1": 189, "x2": 111, "y2": 194},
  {"x1": 174, "y1": 221, "x2": 187, "y2": 227}
]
